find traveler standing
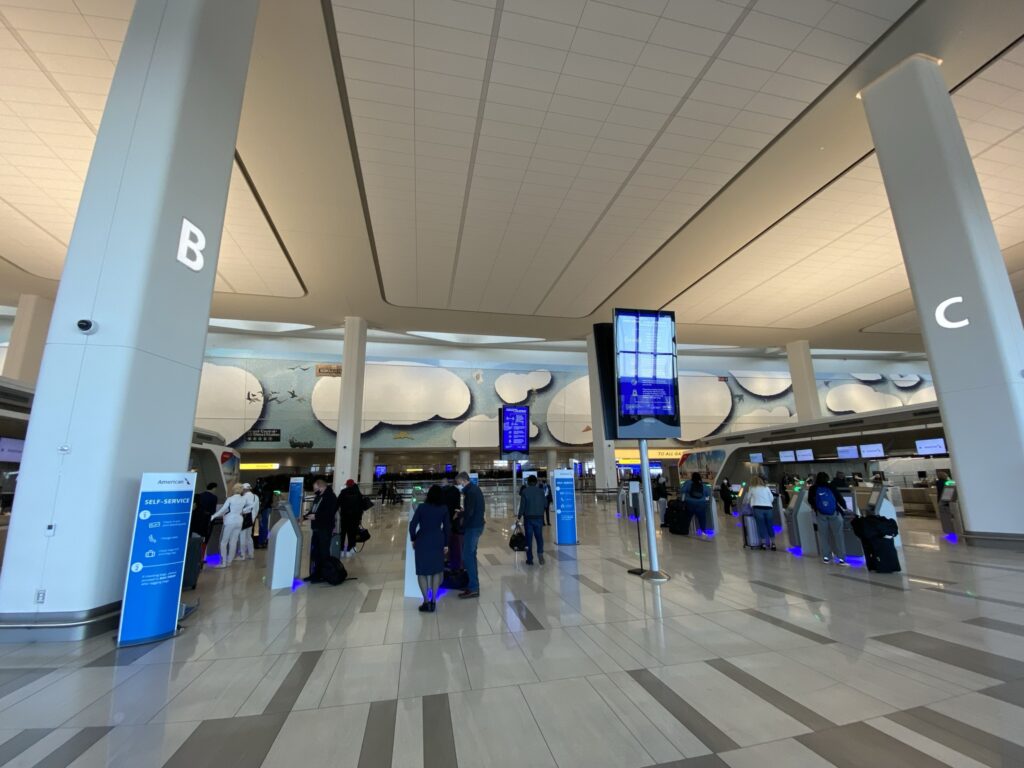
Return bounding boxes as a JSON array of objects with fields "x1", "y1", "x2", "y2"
[
  {"x1": 541, "y1": 479, "x2": 552, "y2": 526},
  {"x1": 210, "y1": 484, "x2": 246, "y2": 567},
  {"x1": 518, "y1": 475, "x2": 546, "y2": 565},
  {"x1": 303, "y1": 476, "x2": 337, "y2": 582},
  {"x1": 456, "y1": 472, "x2": 484, "y2": 598},
  {"x1": 337, "y1": 479, "x2": 364, "y2": 558},
  {"x1": 441, "y1": 477, "x2": 463, "y2": 569},
  {"x1": 192, "y1": 482, "x2": 218, "y2": 551},
  {"x1": 410, "y1": 485, "x2": 450, "y2": 612},
  {"x1": 257, "y1": 482, "x2": 274, "y2": 548},
  {"x1": 810, "y1": 471, "x2": 847, "y2": 564},
  {"x1": 238, "y1": 483, "x2": 257, "y2": 561},
  {"x1": 747, "y1": 476, "x2": 777, "y2": 551},
  {"x1": 680, "y1": 473, "x2": 712, "y2": 535},
  {"x1": 719, "y1": 478, "x2": 733, "y2": 517},
  {"x1": 653, "y1": 475, "x2": 669, "y2": 525}
]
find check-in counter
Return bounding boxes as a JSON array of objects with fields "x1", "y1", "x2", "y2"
[{"x1": 898, "y1": 487, "x2": 936, "y2": 517}]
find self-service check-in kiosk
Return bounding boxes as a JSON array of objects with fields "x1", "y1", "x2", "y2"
[
  {"x1": 838, "y1": 492, "x2": 865, "y2": 558},
  {"x1": 786, "y1": 485, "x2": 813, "y2": 551},
  {"x1": 266, "y1": 499, "x2": 301, "y2": 590},
  {"x1": 937, "y1": 483, "x2": 962, "y2": 536}
]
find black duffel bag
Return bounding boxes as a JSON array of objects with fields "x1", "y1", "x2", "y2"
[{"x1": 509, "y1": 523, "x2": 526, "y2": 552}]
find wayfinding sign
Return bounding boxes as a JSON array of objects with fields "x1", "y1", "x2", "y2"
[
  {"x1": 614, "y1": 309, "x2": 681, "y2": 439},
  {"x1": 117, "y1": 472, "x2": 196, "y2": 647},
  {"x1": 500, "y1": 405, "x2": 530, "y2": 455},
  {"x1": 552, "y1": 469, "x2": 578, "y2": 545}
]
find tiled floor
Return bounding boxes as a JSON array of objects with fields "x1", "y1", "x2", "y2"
[{"x1": 2, "y1": 495, "x2": 1024, "y2": 767}]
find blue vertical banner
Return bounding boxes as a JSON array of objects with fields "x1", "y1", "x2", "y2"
[
  {"x1": 500, "y1": 405, "x2": 530, "y2": 455},
  {"x1": 117, "y1": 472, "x2": 196, "y2": 647},
  {"x1": 552, "y1": 469, "x2": 578, "y2": 545},
  {"x1": 289, "y1": 476, "x2": 304, "y2": 519}
]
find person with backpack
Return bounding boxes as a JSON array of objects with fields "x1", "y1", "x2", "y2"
[
  {"x1": 410, "y1": 485, "x2": 450, "y2": 612},
  {"x1": 518, "y1": 475, "x2": 547, "y2": 565},
  {"x1": 680, "y1": 472, "x2": 712, "y2": 536},
  {"x1": 810, "y1": 471, "x2": 847, "y2": 564}
]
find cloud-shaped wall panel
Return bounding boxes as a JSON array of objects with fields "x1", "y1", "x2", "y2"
[
  {"x1": 312, "y1": 362, "x2": 471, "y2": 433},
  {"x1": 495, "y1": 370, "x2": 552, "y2": 404},
  {"x1": 826, "y1": 383, "x2": 902, "y2": 414},
  {"x1": 907, "y1": 386, "x2": 937, "y2": 405},
  {"x1": 194, "y1": 362, "x2": 263, "y2": 444},
  {"x1": 729, "y1": 407, "x2": 796, "y2": 433},
  {"x1": 679, "y1": 373, "x2": 732, "y2": 441},
  {"x1": 546, "y1": 376, "x2": 593, "y2": 445},
  {"x1": 452, "y1": 414, "x2": 540, "y2": 448},
  {"x1": 730, "y1": 370, "x2": 792, "y2": 397},
  {"x1": 851, "y1": 373, "x2": 884, "y2": 382},
  {"x1": 892, "y1": 374, "x2": 921, "y2": 388}
]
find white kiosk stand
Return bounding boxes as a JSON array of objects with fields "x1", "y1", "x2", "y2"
[{"x1": 266, "y1": 500, "x2": 301, "y2": 590}]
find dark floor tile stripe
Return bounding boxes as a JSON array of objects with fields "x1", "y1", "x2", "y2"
[
  {"x1": 0, "y1": 667, "x2": 51, "y2": 699},
  {"x1": 739, "y1": 609, "x2": 836, "y2": 644},
  {"x1": 0, "y1": 729, "x2": 51, "y2": 765},
  {"x1": 360, "y1": 589, "x2": 383, "y2": 613},
  {"x1": 873, "y1": 631, "x2": 1024, "y2": 681},
  {"x1": 162, "y1": 713, "x2": 288, "y2": 768},
  {"x1": 86, "y1": 643, "x2": 160, "y2": 667},
  {"x1": 888, "y1": 707, "x2": 1024, "y2": 767},
  {"x1": 705, "y1": 658, "x2": 834, "y2": 731},
  {"x1": 422, "y1": 693, "x2": 458, "y2": 768},
  {"x1": 484, "y1": 554, "x2": 501, "y2": 566},
  {"x1": 32, "y1": 726, "x2": 112, "y2": 768},
  {"x1": 980, "y1": 678, "x2": 1024, "y2": 708},
  {"x1": 964, "y1": 616, "x2": 1024, "y2": 637},
  {"x1": 627, "y1": 668, "x2": 739, "y2": 753},
  {"x1": 798, "y1": 721, "x2": 950, "y2": 768},
  {"x1": 263, "y1": 650, "x2": 323, "y2": 715},
  {"x1": 949, "y1": 559, "x2": 1024, "y2": 573},
  {"x1": 573, "y1": 574, "x2": 610, "y2": 594},
  {"x1": 606, "y1": 557, "x2": 638, "y2": 570},
  {"x1": 924, "y1": 587, "x2": 1024, "y2": 609},
  {"x1": 831, "y1": 573, "x2": 908, "y2": 591},
  {"x1": 748, "y1": 580, "x2": 823, "y2": 602},
  {"x1": 358, "y1": 699, "x2": 397, "y2": 768},
  {"x1": 506, "y1": 600, "x2": 544, "y2": 631},
  {"x1": 651, "y1": 756, "x2": 729, "y2": 767}
]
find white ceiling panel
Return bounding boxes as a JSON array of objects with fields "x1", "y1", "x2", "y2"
[{"x1": 0, "y1": 1, "x2": 302, "y2": 297}]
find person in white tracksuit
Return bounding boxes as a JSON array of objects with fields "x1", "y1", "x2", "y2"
[
  {"x1": 211, "y1": 484, "x2": 246, "y2": 567},
  {"x1": 238, "y1": 483, "x2": 258, "y2": 561}
]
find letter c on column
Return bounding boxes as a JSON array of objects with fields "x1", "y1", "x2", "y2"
[
  {"x1": 176, "y1": 217, "x2": 206, "y2": 272},
  {"x1": 935, "y1": 296, "x2": 969, "y2": 329}
]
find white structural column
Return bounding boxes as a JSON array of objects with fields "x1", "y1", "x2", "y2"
[
  {"x1": 863, "y1": 56, "x2": 1024, "y2": 539},
  {"x1": 0, "y1": 0, "x2": 259, "y2": 622},
  {"x1": 1, "y1": 295, "x2": 54, "y2": 386},
  {"x1": 786, "y1": 340, "x2": 822, "y2": 422},
  {"x1": 546, "y1": 448, "x2": 558, "y2": 471},
  {"x1": 586, "y1": 333, "x2": 617, "y2": 488},
  {"x1": 359, "y1": 450, "x2": 375, "y2": 486},
  {"x1": 333, "y1": 316, "x2": 367, "y2": 489},
  {"x1": 458, "y1": 449, "x2": 471, "y2": 474}
]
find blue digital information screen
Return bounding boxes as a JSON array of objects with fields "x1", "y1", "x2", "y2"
[
  {"x1": 118, "y1": 473, "x2": 196, "y2": 647},
  {"x1": 615, "y1": 309, "x2": 678, "y2": 418},
  {"x1": 500, "y1": 405, "x2": 530, "y2": 454},
  {"x1": 553, "y1": 470, "x2": 578, "y2": 545}
]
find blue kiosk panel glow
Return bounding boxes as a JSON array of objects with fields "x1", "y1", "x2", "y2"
[{"x1": 117, "y1": 472, "x2": 196, "y2": 647}]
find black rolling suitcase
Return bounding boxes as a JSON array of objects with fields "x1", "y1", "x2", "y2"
[
  {"x1": 852, "y1": 516, "x2": 900, "y2": 573},
  {"x1": 664, "y1": 499, "x2": 681, "y2": 530},
  {"x1": 182, "y1": 533, "x2": 203, "y2": 590},
  {"x1": 669, "y1": 502, "x2": 694, "y2": 535}
]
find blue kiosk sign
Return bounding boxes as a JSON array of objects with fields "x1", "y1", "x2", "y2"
[{"x1": 117, "y1": 472, "x2": 197, "y2": 647}]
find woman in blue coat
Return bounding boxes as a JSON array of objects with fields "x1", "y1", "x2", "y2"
[
  {"x1": 680, "y1": 473, "x2": 712, "y2": 536},
  {"x1": 410, "y1": 485, "x2": 450, "y2": 612}
]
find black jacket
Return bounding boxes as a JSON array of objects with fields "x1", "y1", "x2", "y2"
[
  {"x1": 441, "y1": 484, "x2": 461, "y2": 516},
  {"x1": 461, "y1": 482, "x2": 485, "y2": 529},
  {"x1": 310, "y1": 487, "x2": 338, "y2": 531},
  {"x1": 338, "y1": 485, "x2": 364, "y2": 519}
]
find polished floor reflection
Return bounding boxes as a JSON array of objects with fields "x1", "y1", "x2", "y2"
[{"x1": 2, "y1": 494, "x2": 1024, "y2": 767}]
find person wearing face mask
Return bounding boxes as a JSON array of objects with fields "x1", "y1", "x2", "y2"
[
  {"x1": 302, "y1": 476, "x2": 337, "y2": 582},
  {"x1": 455, "y1": 472, "x2": 484, "y2": 599}
]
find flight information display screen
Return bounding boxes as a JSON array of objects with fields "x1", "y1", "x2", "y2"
[
  {"x1": 916, "y1": 437, "x2": 947, "y2": 456},
  {"x1": 796, "y1": 448, "x2": 815, "y2": 462},
  {"x1": 500, "y1": 405, "x2": 530, "y2": 455},
  {"x1": 859, "y1": 443, "x2": 885, "y2": 459},
  {"x1": 749, "y1": 452, "x2": 764, "y2": 464},
  {"x1": 613, "y1": 309, "x2": 681, "y2": 439},
  {"x1": 778, "y1": 450, "x2": 796, "y2": 462},
  {"x1": 836, "y1": 445, "x2": 858, "y2": 460}
]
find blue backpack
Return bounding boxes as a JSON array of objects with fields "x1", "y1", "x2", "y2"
[{"x1": 814, "y1": 486, "x2": 837, "y2": 515}]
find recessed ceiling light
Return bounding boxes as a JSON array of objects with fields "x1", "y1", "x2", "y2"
[
  {"x1": 406, "y1": 331, "x2": 544, "y2": 345},
  {"x1": 209, "y1": 318, "x2": 314, "y2": 333}
]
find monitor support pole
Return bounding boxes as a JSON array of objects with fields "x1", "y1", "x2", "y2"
[{"x1": 638, "y1": 439, "x2": 669, "y2": 582}]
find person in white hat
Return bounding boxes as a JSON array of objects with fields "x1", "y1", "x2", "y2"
[{"x1": 238, "y1": 482, "x2": 258, "y2": 561}]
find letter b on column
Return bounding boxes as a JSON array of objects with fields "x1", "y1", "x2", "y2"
[{"x1": 176, "y1": 217, "x2": 206, "y2": 272}]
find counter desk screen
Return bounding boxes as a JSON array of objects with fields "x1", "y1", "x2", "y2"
[
  {"x1": 940, "y1": 485, "x2": 956, "y2": 502},
  {"x1": 613, "y1": 309, "x2": 681, "y2": 439},
  {"x1": 749, "y1": 452, "x2": 764, "y2": 464},
  {"x1": 730, "y1": 484, "x2": 742, "y2": 493},
  {"x1": 500, "y1": 405, "x2": 530, "y2": 454},
  {"x1": 836, "y1": 445, "x2": 858, "y2": 460},
  {"x1": 778, "y1": 450, "x2": 796, "y2": 462},
  {"x1": 795, "y1": 448, "x2": 815, "y2": 462},
  {"x1": 859, "y1": 443, "x2": 885, "y2": 459},
  {"x1": 843, "y1": 495, "x2": 854, "y2": 511},
  {"x1": 915, "y1": 437, "x2": 947, "y2": 456}
]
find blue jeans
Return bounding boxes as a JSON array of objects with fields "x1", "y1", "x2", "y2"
[
  {"x1": 752, "y1": 506, "x2": 774, "y2": 543},
  {"x1": 258, "y1": 508, "x2": 270, "y2": 546},
  {"x1": 463, "y1": 526, "x2": 483, "y2": 591},
  {"x1": 524, "y1": 518, "x2": 544, "y2": 562}
]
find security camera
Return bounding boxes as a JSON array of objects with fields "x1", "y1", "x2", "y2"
[{"x1": 76, "y1": 319, "x2": 97, "y2": 335}]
